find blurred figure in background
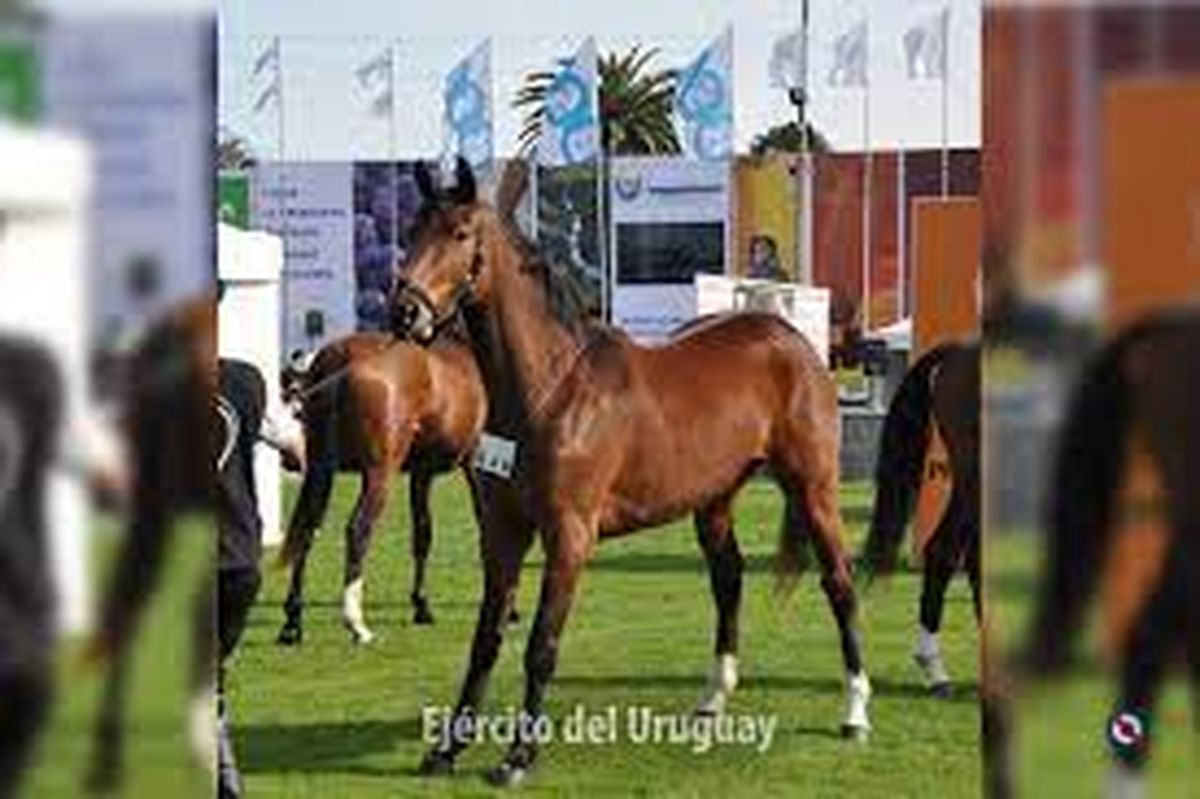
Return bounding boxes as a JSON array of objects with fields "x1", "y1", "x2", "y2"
[
  {"x1": 0, "y1": 337, "x2": 62, "y2": 799},
  {"x1": 984, "y1": 3, "x2": 1200, "y2": 796}
]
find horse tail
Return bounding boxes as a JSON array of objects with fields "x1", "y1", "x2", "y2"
[
  {"x1": 1027, "y1": 332, "x2": 1140, "y2": 672},
  {"x1": 861, "y1": 343, "x2": 955, "y2": 575},
  {"x1": 278, "y1": 356, "x2": 341, "y2": 568}
]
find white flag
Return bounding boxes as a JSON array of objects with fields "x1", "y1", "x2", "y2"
[
  {"x1": 356, "y1": 46, "x2": 394, "y2": 117},
  {"x1": 443, "y1": 39, "x2": 493, "y2": 172},
  {"x1": 676, "y1": 26, "x2": 734, "y2": 161},
  {"x1": 769, "y1": 28, "x2": 806, "y2": 91},
  {"x1": 905, "y1": 8, "x2": 948, "y2": 80},
  {"x1": 253, "y1": 79, "x2": 280, "y2": 113},
  {"x1": 538, "y1": 37, "x2": 599, "y2": 167},
  {"x1": 252, "y1": 38, "x2": 280, "y2": 79},
  {"x1": 828, "y1": 21, "x2": 868, "y2": 88}
]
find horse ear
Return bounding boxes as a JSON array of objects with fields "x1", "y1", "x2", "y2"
[
  {"x1": 453, "y1": 156, "x2": 477, "y2": 205},
  {"x1": 413, "y1": 161, "x2": 436, "y2": 204}
]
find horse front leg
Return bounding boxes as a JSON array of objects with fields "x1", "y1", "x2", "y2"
[
  {"x1": 488, "y1": 514, "x2": 594, "y2": 787},
  {"x1": 419, "y1": 479, "x2": 533, "y2": 776}
]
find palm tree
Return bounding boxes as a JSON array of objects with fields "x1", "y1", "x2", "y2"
[
  {"x1": 217, "y1": 127, "x2": 255, "y2": 171},
  {"x1": 514, "y1": 45, "x2": 679, "y2": 157}
]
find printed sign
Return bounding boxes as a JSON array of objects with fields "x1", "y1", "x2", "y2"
[
  {"x1": 473, "y1": 432, "x2": 517, "y2": 479},
  {"x1": 251, "y1": 162, "x2": 356, "y2": 361}
]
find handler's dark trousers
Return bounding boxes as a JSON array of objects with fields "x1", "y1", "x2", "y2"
[{"x1": 215, "y1": 359, "x2": 266, "y2": 799}]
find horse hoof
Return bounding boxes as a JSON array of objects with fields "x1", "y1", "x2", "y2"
[
  {"x1": 413, "y1": 605, "x2": 435, "y2": 626},
  {"x1": 930, "y1": 681, "x2": 953, "y2": 700},
  {"x1": 486, "y1": 761, "x2": 529, "y2": 788},
  {"x1": 276, "y1": 624, "x2": 303, "y2": 646},
  {"x1": 350, "y1": 629, "x2": 376, "y2": 645},
  {"x1": 840, "y1": 724, "x2": 870, "y2": 743},
  {"x1": 417, "y1": 751, "x2": 456, "y2": 777}
]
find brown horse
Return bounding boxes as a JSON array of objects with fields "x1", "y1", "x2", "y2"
[
  {"x1": 1026, "y1": 309, "x2": 1200, "y2": 798},
  {"x1": 862, "y1": 341, "x2": 981, "y2": 697},
  {"x1": 391, "y1": 160, "x2": 870, "y2": 786},
  {"x1": 277, "y1": 331, "x2": 486, "y2": 644},
  {"x1": 84, "y1": 295, "x2": 216, "y2": 791}
]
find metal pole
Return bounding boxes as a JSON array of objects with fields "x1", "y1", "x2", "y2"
[{"x1": 862, "y1": 24, "x2": 871, "y2": 333}]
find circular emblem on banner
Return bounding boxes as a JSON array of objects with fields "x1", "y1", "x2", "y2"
[
  {"x1": 1107, "y1": 710, "x2": 1149, "y2": 761},
  {"x1": 558, "y1": 124, "x2": 597, "y2": 165},
  {"x1": 546, "y1": 69, "x2": 590, "y2": 129},
  {"x1": 692, "y1": 124, "x2": 731, "y2": 161},
  {"x1": 614, "y1": 173, "x2": 642, "y2": 202},
  {"x1": 679, "y1": 67, "x2": 727, "y2": 127}
]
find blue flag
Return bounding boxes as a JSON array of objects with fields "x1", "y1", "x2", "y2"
[
  {"x1": 676, "y1": 26, "x2": 734, "y2": 160},
  {"x1": 538, "y1": 37, "x2": 599, "y2": 167},
  {"x1": 444, "y1": 39, "x2": 493, "y2": 172}
]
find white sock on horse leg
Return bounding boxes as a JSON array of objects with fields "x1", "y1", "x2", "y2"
[
  {"x1": 342, "y1": 577, "x2": 374, "y2": 644},
  {"x1": 915, "y1": 626, "x2": 951, "y2": 686},
  {"x1": 917, "y1": 625, "x2": 940, "y2": 658},
  {"x1": 188, "y1": 681, "x2": 216, "y2": 773},
  {"x1": 696, "y1": 654, "x2": 738, "y2": 715},
  {"x1": 844, "y1": 670, "x2": 872, "y2": 731}
]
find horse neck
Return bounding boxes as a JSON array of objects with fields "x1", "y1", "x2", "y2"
[{"x1": 467, "y1": 228, "x2": 578, "y2": 426}]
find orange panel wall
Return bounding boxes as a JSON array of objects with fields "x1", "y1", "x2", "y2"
[{"x1": 912, "y1": 197, "x2": 981, "y2": 355}]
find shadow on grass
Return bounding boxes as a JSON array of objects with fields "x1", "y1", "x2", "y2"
[
  {"x1": 554, "y1": 673, "x2": 979, "y2": 705},
  {"x1": 238, "y1": 717, "x2": 423, "y2": 775}
]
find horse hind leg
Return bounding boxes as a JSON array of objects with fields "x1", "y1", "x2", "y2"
[
  {"x1": 914, "y1": 492, "x2": 966, "y2": 699},
  {"x1": 342, "y1": 467, "x2": 392, "y2": 645},
  {"x1": 693, "y1": 496, "x2": 744, "y2": 716},
  {"x1": 776, "y1": 451, "x2": 871, "y2": 740}
]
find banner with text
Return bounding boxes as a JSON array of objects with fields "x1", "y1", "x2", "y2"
[{"x1": 251, "y1": 162, "x2": 356, "y2": 361}]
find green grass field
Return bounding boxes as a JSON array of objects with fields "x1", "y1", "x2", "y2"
[
  {"x1": 22, "y1": 477, "x2": 982, "y2": 797},
  {"x1": 228, "y1": 475, "x2": 981, "y2": 797},
  {"x1": 988, "y1": 533, "x2": 1197, "y2": 798}
]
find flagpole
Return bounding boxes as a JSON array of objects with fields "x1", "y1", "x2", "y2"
[
  {"x1": 801, "y1": 0, "x2": 813, "y2": 286},
  {"x1": 861, "y1": 22, "x2": 871, "y2": 334},
  {"x1": 898, "y1": 148, "x2": 907, "y2": 319},
  {"x1": 940, "y1": 14, "x2": 950, "y2": 198},
  {"x1": 389, "y1": 39, "x2": 398, "y2": 259}
]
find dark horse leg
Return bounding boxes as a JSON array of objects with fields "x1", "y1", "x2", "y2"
[
  {"x1": 341, "y1": 466, "x2": 393, "y2": 644},
  {"x1": 419, "y1": 478, "x2": 533, "y2": 777},
  {"x1": 915, "y1": 490, "x2": 968, "y2": 698},
  {"x1": 1105, "y1": 535, "x2": 1192, "y2": 798},
  {"x1": 777, "y1": 444, "x2": 871, "y2": 740},
  {"x1": 489, "y1": 512, "x2": 593, "y2": 786},
  {"x1": 408, "y1": 468, "x2": 435, "y2": 625},
  {"x1": 277, "y1": 463, "x2": 335, "y2": 646},
  {"x1": 694, "y1": 496, "x2": 744, "y2": 716}
]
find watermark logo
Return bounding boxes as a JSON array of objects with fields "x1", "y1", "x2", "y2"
[
  {"x1": 422, "y1": 704, "x2": 778, "y2": 755},
  {"x1": 1107, "y1": 709, "x2": 1149, "y2": 762}
]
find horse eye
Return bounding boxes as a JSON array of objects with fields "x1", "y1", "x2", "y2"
[{"x1": 454, "y1": 228, "x2": 470, "y2": 242}]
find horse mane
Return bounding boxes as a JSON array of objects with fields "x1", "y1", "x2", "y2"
[{"x1": 484, "y1": 206, "x2": 592, "y2": 340}]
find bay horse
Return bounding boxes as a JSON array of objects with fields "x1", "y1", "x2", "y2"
[
  {"x1": 391, "y1": 160, "x2": 870, "y2": 786},
  {"x1": 861, "y1": 341, "x2": 981, "y2": 697},
  {"x1": 1026, "y1": 309, "x2": 1200, "y2": 798},
  {"x1": 276, "y1": 331, "x2": 486, "y2": 645},
  {"x1": 83, "y1": 296, "x2": 217, "y2": 791}
]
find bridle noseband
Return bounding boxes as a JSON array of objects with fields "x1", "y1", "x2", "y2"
[{"x1": 393, "y1": 241, "x2": 484, "y2": 340}]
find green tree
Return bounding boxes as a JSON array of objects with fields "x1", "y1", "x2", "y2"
[
  {"x1": 514, "y1": 45, "x2": 679, "y2": 157},
  {"x1": 750, "y1": 120, "x2": 831, "y2": 156}
]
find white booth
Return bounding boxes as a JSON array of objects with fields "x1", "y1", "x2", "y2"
[
  {"x1": 695, "y1": 275, "x2": 832, "y2": 365},
  {"x1": 217, "y1": 222, "x2": 285, "y2": 546},
  {"x1": 0, "y1": 124, "x2": 92, "y2": 634}
]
